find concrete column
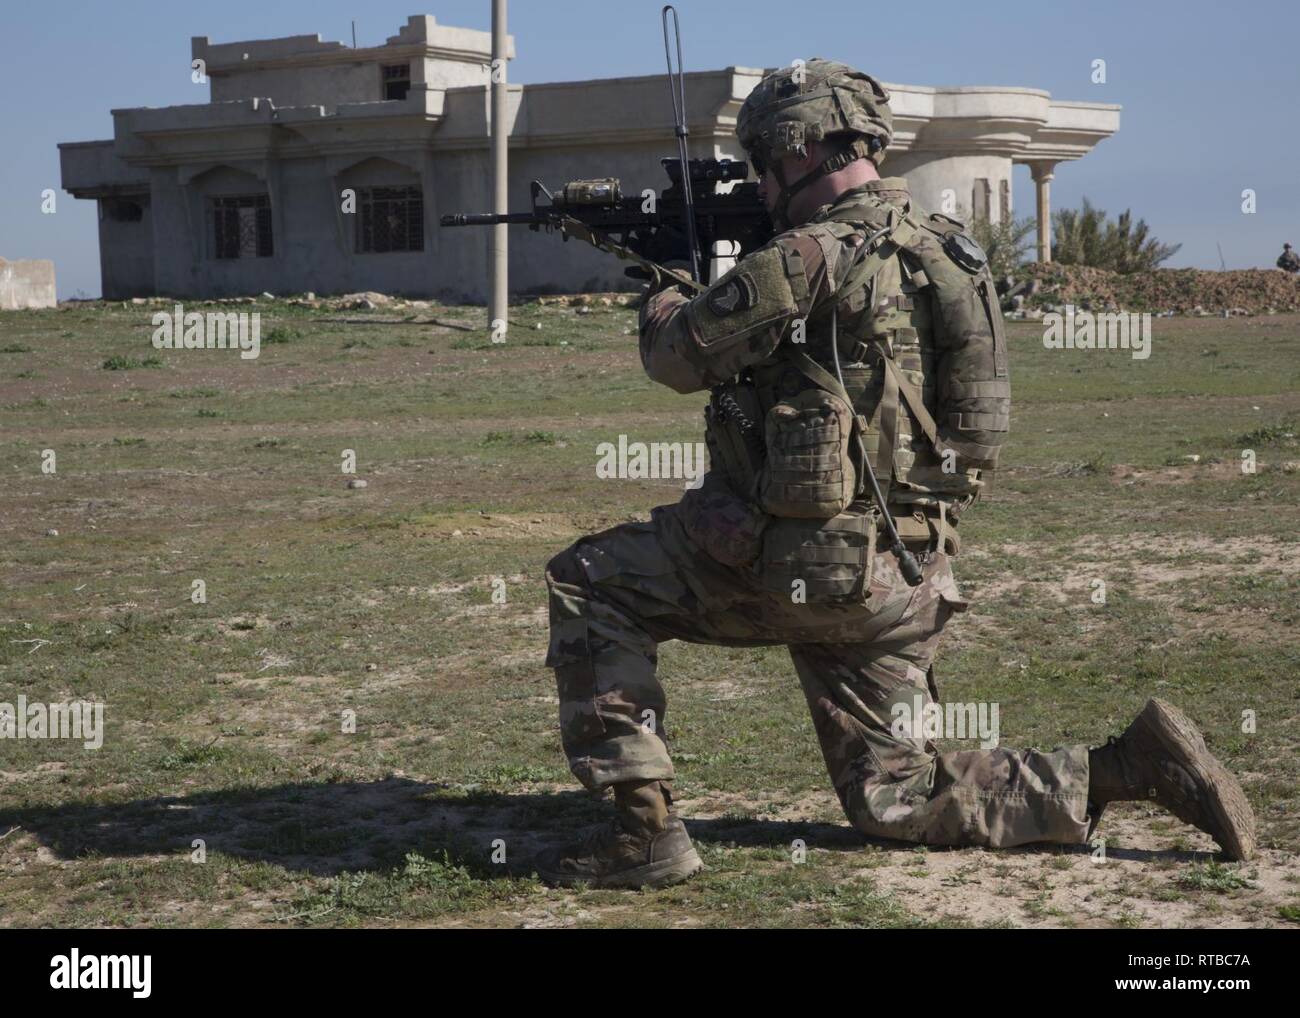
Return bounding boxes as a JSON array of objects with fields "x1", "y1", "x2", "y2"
[
  {"x1": 489, "y1": 0, "x2": 508, "y2": 335},
  {"x1": 1029, "y1": 160, "x2": 1057, "y2": 264}
]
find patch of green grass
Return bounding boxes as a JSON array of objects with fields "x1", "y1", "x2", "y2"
[
  {"x1": 157, "y1": 739, "x2": 230, "y2": 771},
  {"x1": 263, "y1": 326, "x2": 298, "y2": 345},
  {"x1": 1176, "y1": 861, "x2": 1255, "y2": 893},
  {"x1": 1237, "y1": 418, "x2": 1297, "y2": 446},
  {"x1": 282, "y1": 850, "x2": 535, "y2": 926},
  {"x1": 482, "y1": 430, "x2": 562, "y2": 446},
  {"x1": 102, "y1": 354, "x2": 163, "y2": 370},
  {"x1": 466, "y1": 763, "x2": 567, "y2": 785}
]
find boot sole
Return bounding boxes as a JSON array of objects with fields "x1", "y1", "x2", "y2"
[
  {"x1": 1141, "y1": 698, "x2": 1256, "y2": 862},
  {"x1": 538, "y1": 848, "x2": 704, "y2": 890}
]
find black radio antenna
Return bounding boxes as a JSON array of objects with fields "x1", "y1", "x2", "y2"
[{"x1": 662, "y1": 5, "x2": 702, "y2": 283}]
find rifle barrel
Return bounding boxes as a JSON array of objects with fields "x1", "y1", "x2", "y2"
[{"x1": 439, "y1": 212, "x2": 541, "y2": 226}]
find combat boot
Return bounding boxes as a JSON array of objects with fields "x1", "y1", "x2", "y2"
[
  {"x1": 1087, "y1": 698, "x2": 1256, "y2": 861},
  {"x1": 535, "y1": 780, "x2": 704, "y2": 889}
]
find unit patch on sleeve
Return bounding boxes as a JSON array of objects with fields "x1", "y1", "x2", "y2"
[{"x1": 705, "y1": 273, "x2": 758, "y2": 316}]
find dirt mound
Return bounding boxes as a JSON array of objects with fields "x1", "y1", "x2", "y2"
[{"x1": 1013, "y1": 264, "x2": 1300, "y2": 315}]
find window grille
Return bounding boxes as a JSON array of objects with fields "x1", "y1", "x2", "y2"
[
  {"x1": 356, "y1": 186, "x2": 423, "y2": 253},
  {"x1": 209, "y1": 195, "x2": 273, "y2": 259}
]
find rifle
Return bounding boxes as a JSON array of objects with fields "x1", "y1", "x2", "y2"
[{"x1": 439, "y1": 157, "x2": 773, "y2": 293}]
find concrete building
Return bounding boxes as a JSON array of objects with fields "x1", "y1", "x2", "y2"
[
  {"x1": 0, "y1": 258, "x2": 57, "y2": 310},
  {"x1": 59, "y1": 14, "x2": 1119, "y2": 301}
]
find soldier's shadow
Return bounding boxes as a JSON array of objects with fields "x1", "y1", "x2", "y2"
[
  {"x1": 0, "y1": 778, "x2": 1208, "y2": 878},
  {"x1": 0, "y1": 777, "x2": 871, "y2": 878}
]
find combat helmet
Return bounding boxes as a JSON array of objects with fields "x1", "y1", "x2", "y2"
[{"x1": 737, "y1": 59, "x2": 892, "y2": 227}]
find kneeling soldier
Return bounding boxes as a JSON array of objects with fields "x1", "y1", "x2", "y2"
[{"x1": 536, "y1": 60, "x2": 1255, "y2": 888}]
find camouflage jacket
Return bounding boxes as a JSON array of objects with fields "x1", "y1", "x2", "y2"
[{"x1": 639, "y1": 176, "x2": 1009, "y2": 510}]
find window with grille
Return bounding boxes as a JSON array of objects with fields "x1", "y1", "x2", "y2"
[
  {"x1": 356, "y1": 186, "x2": 424, "y2": 253},
  {"x1": 208, "y1": 195, "x2": 273, "y2": 259},
  {"x1": 382, "y1": 63, "x2": 411, "y2": 101}
]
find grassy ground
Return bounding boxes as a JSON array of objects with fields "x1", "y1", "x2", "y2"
[{"x1": 1, "y1": 298, "x2": 1297, "y2": 928}]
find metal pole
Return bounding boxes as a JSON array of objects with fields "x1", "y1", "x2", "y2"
[{"x1": 489, "y1": 0, "x2": 509, "y2": 335}]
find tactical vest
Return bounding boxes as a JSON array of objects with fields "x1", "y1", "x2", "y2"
[{"x1": 706, "y1": 191, "x2": 1010, "y2": 516}]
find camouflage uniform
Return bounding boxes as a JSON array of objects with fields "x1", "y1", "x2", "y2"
[
  {"x1": 1278, "y1": 244, "x2": 1300, "y2": 272},
  {"x1": 546, "y1": 177, "x2": 1093, "y2": 850}
]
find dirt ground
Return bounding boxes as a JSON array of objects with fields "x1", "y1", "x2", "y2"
[{"x1": 1, "y1": 301, "x2": 1297, "y2": 928}]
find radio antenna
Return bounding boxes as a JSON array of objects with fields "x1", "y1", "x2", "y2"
[{"x1": 662, "y1": 5, "x2": 701, "y2": 283}]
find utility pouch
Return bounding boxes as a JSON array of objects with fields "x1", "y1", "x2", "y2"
[
  {"x1": 757, "y1": 509, "x2": 876, "y2": 604},
  {"x1": 757, "y1": 388, "x2": 856, "y2": 518}
]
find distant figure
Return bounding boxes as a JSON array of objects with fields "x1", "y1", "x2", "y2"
[{"x1": 1278, "y1": 243, "x2": 1300, "y2": 272}]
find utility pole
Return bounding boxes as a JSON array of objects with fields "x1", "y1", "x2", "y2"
[{"x1": 489, "y1": 0, "x2": 508, "y2": 338}]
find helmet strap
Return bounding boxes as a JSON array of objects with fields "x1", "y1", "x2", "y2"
[{"x1": 768, "y1": 137, "x2": 873, "y2": 229}]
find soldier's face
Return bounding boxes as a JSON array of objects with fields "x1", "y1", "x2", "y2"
[{"x1": 756, "y1": 168, "x2": 778, "y2": 213}]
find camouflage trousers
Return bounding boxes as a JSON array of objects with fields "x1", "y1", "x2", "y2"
[{"x1": 545, "y1": 495, "x2": 1091, "y2": 849}]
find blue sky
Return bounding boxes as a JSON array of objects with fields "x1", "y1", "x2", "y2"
[{"x1": 2, "y1": 0, "x2": 1297, "y2": 297}]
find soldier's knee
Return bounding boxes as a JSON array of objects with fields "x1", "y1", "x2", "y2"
[
  {"x1": 839, "y1": 767, "x2": 938, "y2": 845},
  {"x1": 546, "y1": 544, "x2": 587, "y2": 590}
]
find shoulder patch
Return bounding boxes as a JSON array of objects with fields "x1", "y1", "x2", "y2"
[
  {"x1": 686, "y1": 242, "x2": 798, "y2": 352},
  {"x1": 706, "y1": 273, "x2": 758, "y2": 316},
  {"x1": 942, "y1": 232, "x2": 988, "y2": 274}
]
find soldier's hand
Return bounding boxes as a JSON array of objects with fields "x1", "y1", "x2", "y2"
[{"x1": 625, "y1": 263, "x2": 680, "y2": 299}]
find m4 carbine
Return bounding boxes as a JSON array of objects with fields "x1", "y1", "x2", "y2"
[{"x1": 439, "y1": 157, "x2": 772, "y2": 292}]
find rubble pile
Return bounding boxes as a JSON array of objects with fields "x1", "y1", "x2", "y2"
[
  {"x1": 100, "y1": 291, "x2": 439, "y2": 311},
  {"x1": 1003, "y1": 264, "x2": 1300, "y2": 317},
  {"x1": 533, "y1": 293, "x2": 635, "y2": 307},
  {"x1": 66, "y1": 273, "x2": 1300, "y2": 319},
  {"x1": 72, "y1": 291, "x2": 637, "y2": 311}
]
